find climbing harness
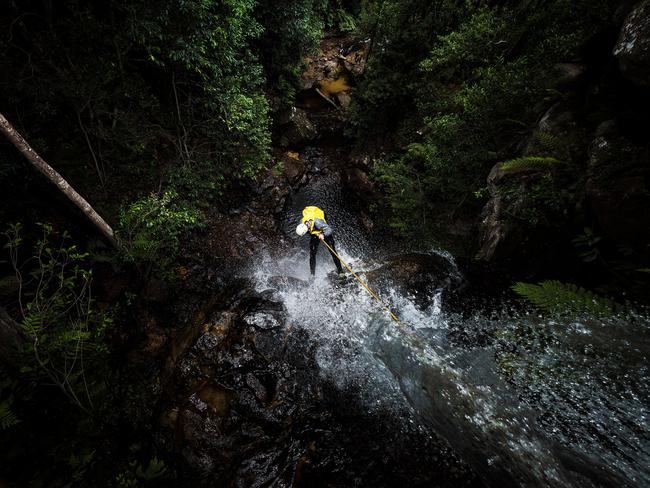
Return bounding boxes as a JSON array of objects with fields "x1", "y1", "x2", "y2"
[{"x1": 322, "y1": 240, "x2": 406, "y2": 329}]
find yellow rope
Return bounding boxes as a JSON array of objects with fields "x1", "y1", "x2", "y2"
[{"x1": 322, "y1": 239, "x2": 406, "y2": 329}]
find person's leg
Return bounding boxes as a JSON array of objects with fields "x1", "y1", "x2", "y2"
[
  {"x1": 325, "y1": 235, "x2": 343, "y2": 274},
  {"x1": 309, "y1": 235, "x2": 319, "y2": 275}
]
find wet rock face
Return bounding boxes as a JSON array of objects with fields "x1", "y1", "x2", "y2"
[
  {"x1": 156, "y1": 281, "x2": 476, "y2": 487},
  {"x1": 366, "y1": 253, "x2": 465, "y2": 307},
  {"x1": 614, "y1": 0, "x2": 650, "y2": 86},
  {"x1": 158, "y1": 283, "x2": 313, "y2": 483},
  {"x1": 478, "y1": 101, "x2": 582, "y2": 263},
  {"x1": 586, "y1": 121, "x2": 650, "y2": 256},
  {"x1": 300, "y1": 35, "x2": 367, "y2": 91},
  {"x1": 476, "y1": 163, "x2": 548, "y2": 262}
]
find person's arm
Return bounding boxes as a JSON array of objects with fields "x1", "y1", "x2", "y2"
[{"x1": 313, "y1": 218, "x2": 332, "y2": 238}]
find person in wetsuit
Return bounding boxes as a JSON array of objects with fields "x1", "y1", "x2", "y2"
[{"x1": 295, "y1": 206, "x2": 344, "y2": 277}]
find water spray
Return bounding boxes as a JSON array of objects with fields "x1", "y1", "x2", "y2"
[{"x1": 322, "y1": 239, "x2": 406, "y2": 329}]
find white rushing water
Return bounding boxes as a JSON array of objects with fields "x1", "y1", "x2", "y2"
[{"x1": 246, "y1": 172, "x2": 650, "y2": 487}]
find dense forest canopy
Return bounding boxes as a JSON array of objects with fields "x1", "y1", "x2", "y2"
[{"x1": 1, "y1": 0, "x2": 649, "y2": 486}]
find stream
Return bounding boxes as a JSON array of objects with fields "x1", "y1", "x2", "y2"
[{"x1": 247, "y1": 158, "x2": 650, "y2": 487}]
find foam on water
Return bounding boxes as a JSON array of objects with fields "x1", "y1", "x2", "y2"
[{"x1": 246, "y1": 175, "x2": 650, "y2": 486}]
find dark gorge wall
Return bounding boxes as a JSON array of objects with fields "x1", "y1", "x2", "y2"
[{"x1": 476, "y1": 0, "x2": 650, "y2": 298}]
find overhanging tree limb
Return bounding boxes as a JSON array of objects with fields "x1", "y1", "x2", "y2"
[{"x1": 0, "y1": 112, "x2": 117, "y2": 247}]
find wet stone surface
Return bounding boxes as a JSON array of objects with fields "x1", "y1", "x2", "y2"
[
  {"x1": 155, "y1": 280, "x2": 479, "y2": 487},
  {"x1": 365, "y1": 252, "x2": 466, "y2": 309}
]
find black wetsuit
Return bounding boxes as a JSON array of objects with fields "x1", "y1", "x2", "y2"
[{"x1": 308, "y1": 218, "x2": 343, "y2": 275}]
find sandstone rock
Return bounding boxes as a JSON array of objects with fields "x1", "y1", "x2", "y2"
[
  {"x1": 476, "y1": 163, "x2": 550, "y2": 262},
  {"x1": 278, "y1": 107, "x2": 317, "y2": 147},
  {"x1": 245, "y1": 373, "x2": 268, "y2": 403},
  {"x1": 340, "y1": 39, "x2": 369, "y2": 77},
  {"x1": 281, "y1": 154, "x2": 307, "y2": 185},
  {"x1": 243, "y1": 310, "x2": 282, "y2": 330},
  {"x1": 586, "y1": 121, "x2": 650, "y2": 255},
  {"x1": 614, "y1": 0, "x2": 650, "y2": 86},
  {"x1": 335, "y1": 91, "x2": 352, "y2": 109},
  {"x1": 345, "y1": 167, "x2": 374, "y2": 194},
  {"x1": 553, "y1": 63, "x2": 586, "y2": 87},
  {"x1": 196, "y1": 384, "x2": 233, "y2": 416},
  {"x1": 523, "y1": 102, "x2": 583, "y2": 160},
  {"x1": 538, "y1": 102, "x2": 576, "y2": 134}
]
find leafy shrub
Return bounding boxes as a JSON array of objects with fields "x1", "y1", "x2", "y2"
[
  {"x1": 253, "y1": 0, "x2": 326, "y2": 106},
  {"x1": 3, "y1": 223, "x2": 112, "y2": 413},
  {"x1": 420, "y1": 8, "x2": 508, "y2": 80},
  {"x1": 353, "y1": 0, "x2": 617, "y2": 238},
  {"x1": 372, "y1": 156, "x2": 432, "y2": 236},
  {"x1": 118, "y1": 190, "x2": 203, "y2": 265},
  {"x1": 169, "y1": 162, "x2": 226, "y2": 206}
]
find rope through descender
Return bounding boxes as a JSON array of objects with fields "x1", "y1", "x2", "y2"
[{"x1": 322, "y1": 240, "x2": 406, "y2": 329}]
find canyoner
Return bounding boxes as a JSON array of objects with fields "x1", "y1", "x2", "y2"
[
  {"x1": 295, "y1": 205, "x2": 344, "y2": 276},
  {"x1": 296, "y1": 205, "x2": 405, "y2": 329}
]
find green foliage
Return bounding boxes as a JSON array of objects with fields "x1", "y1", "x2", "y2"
[
  {"x1": 512, "y1": 280, "x2": 620, "y2": 318},
  {"x1": 169, "y1": 162, "x2": 226, "y2": 206},
  {"x1": 271, "y1": 160, "x2": 285, "y2": 178},
  {"x1": 420, "y1": 8, "x2": 508, "y2": 80},
  {"x1": 372, "y1": 155, "x2": 432, "y2": 237},
  {"x1": 532, "y1": 131, "x2": 564, "y2": 155},
  {"x1": 118, "y1": 189, "x2": 203, "y2": 265},
  {"x1": 572, "y1": 227, "x2": 603, "y2": 263},
  {"x1": 332, "y1": 5, "x2": 357, "y2": 32},
  {"x1": 353, "y1": 0, "x2": 617, "y2": 237},
  {"x1": 116, "y1": 456, "x2": 169, "y2": 487},
  {"x1": 66, "y1": 449, "x2": 96, "y2": 486},
  {"x1": 496, "y1": 172, "x2": 571, "y2": 226},
  {"x1": 0, "y1": 398, "x2": 19, "y2": 430},
  {"x1": 157, "y1": 0, "x2": 272, "y2": 175},
  {"x1": 0, "y1": 0, "x2": 289, "y2": 205},
  {"x1": 500, "y1": 156, "x2": 564, "y2": 172},
  {"x1": 349, "y1": 0, "x2": 470, "y2": 137},
  {"x1": 254, "y1": 0, "x2": 326, "y2": 105},
  {"x1": 3, "y1": 223, "x2": 112, "y2": 412}
]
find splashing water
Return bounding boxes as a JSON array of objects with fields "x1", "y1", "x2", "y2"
[{"x1": 248, "y1": 174, "x2": 650, "y2": 487}]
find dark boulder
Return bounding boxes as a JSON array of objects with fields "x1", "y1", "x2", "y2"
[
  {"x1": 476, "y1": 162, "x2": 548, "y2": 262},
  {"x1": 523, "y1": 102, "x2": 580, "y2": 157},
  {"x1": 365, "y1": 253, "x2": 464, "y2": 307},
  {"x1": 586, "y1": 120, "x2": 650, "y2": 257},
  {"x1": 157, "y1": 284, "x2": 297, "y2": 482},
  {"x1": 280, "y1": 153, "x2": 307, "y2": 186},
  {"x1": 552, "y1": 63, "x2": 587, "y2": 88},
  {"x1": 278, "y1": 107, "x2": 317, "y2": 147},
  {"x1": 614, "y1": 0, "x2": 650, "y2": 87},
  {"x1": 251, "y1": 169, "x2": 291, "y2": 215}
]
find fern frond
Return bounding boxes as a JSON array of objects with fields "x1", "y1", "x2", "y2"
[
  {"x1": 0, "y1": 398, "x2": 19, "y2": 429},
  {"x1": 501, "y1": 156, "x2": 564, "y2": 172},
  {"x1": 136, "y1": 457, "x2": 168, "y2": 481},
  {"x1": 512, "y1": 280, "x2": 619, "y2": 318},
  {"x1": 533, "y1": 131, "x2": 563, "y2": 153}
]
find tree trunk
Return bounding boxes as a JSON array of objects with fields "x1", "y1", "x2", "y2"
[{"x1": 0, "y1": 112, "x2": 118, "y2": 247}]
